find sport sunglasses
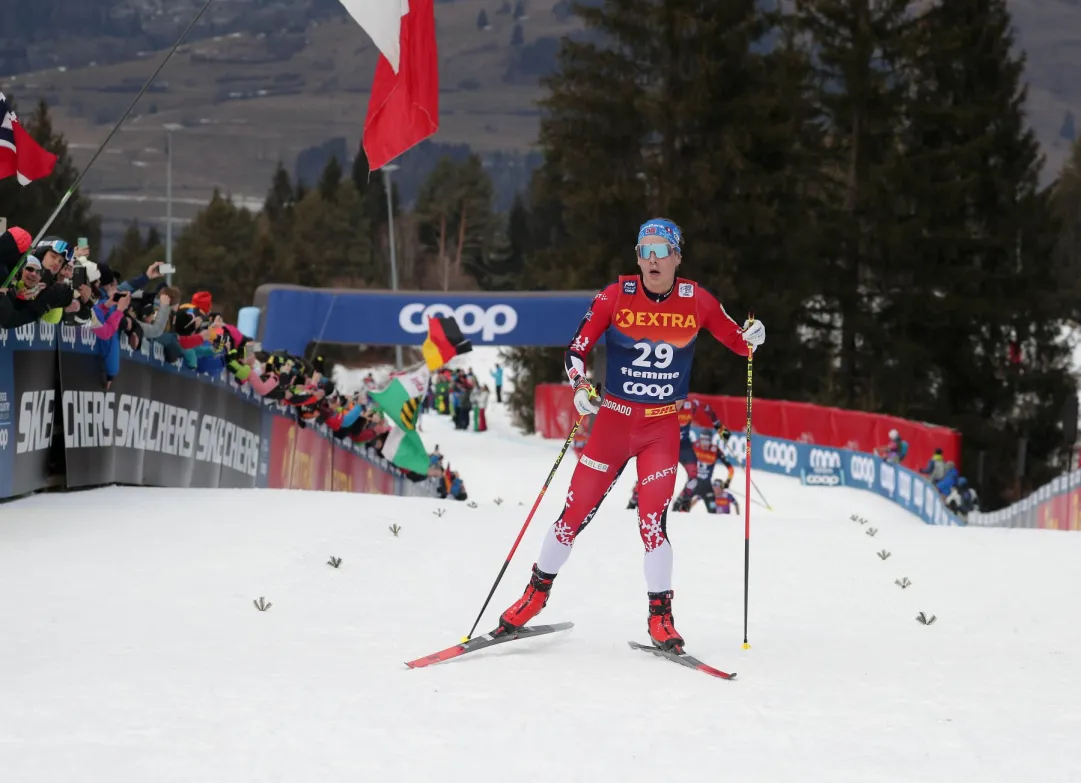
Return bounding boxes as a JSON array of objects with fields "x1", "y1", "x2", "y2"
[{"x1": 636, "y1": 243, "x2": 678, "y2": 260}]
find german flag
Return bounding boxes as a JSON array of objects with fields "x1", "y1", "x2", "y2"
[{"x1": 423, "y1": 315, "x2": 473, "y2": 371}]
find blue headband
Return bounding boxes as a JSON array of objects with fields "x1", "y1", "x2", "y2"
[{"x1": 638, "y1": 219, "x2": 683, "y2": 248}]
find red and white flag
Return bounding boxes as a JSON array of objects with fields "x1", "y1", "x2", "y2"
[
  {"x1": 0, "y1": 93, "x2": 58, "y2": 185},
  {"x1": 339, "y1": 0, "x2": 439, "y2": 170}
]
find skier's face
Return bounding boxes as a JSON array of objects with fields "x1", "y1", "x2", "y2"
[{"x1": 636, "y1": 235, "x2": 680, "y2": 293}]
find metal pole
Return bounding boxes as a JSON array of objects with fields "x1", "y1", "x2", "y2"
[
  {"x1": 382, "y1": 164, "x2": 402, "y2": 369},
  {"x1": 166, "y1": 129, "x2": 173, "y2": 286}
]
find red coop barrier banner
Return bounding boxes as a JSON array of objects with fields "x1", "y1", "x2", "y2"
[{"x1": 534, "y1": 384, "x2": 961, "y2": 470}]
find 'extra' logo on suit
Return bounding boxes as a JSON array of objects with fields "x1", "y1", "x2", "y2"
[
  {"x1": 849, "y1": 455, "x2": 876, "y2": 487},
  {"x1": 809, "y1": 448, "x2": 841, "y2": 472},
  {"x1": 762, "y1": 440, "x2": 798, "y2": 473},
  {"x1": 613, "y1": 310, "x2": 698, "y2": 329}
]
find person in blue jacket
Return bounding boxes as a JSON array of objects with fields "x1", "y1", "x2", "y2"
[
  {"x1": 935, "y1": 461, "x2": 959, "y2": 496},
  {"x1": 91, "y1": 261, "x2": 166, "y2": 387},
  {"x1": 490, "y1": 364, "x2": 505, "y2": 403}
]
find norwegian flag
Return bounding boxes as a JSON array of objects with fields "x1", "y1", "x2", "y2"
[{"x1": 0, "y1": 93, "x2": 58, "y2": 185}]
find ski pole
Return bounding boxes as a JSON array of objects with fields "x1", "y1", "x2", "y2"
[
  {"x1": 750, "y1": 475, "x2": 772, "y2": 511},
  {"x1": 463, "y1": 413, "x2": 585, "y2": 641},
  {"x1": 743, "y1": 315, "x2": 755, "y2": 650}
]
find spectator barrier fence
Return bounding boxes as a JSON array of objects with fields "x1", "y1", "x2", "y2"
[
  {"x1": 535, "y1": 383, "x2": 961, "y2": 472},
  {"x1": 967, "y1": 470, "x2": 1081, "y2": 530},
  {"x1": 0, "y1": 320, "x2": 440, "y2": 501},
  {"x1": 535, "y1": 384, "x2": 964, "y2": 527}
]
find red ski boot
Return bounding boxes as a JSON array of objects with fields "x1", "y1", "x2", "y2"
[
  {"x1": 498, "y1": 564, "x2": 556, "y2": 633},
  {"x1": 648, "y1": 590, "x2": 685, "y2": 652}
]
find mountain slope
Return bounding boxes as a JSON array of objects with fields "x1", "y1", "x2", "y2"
[{"x1": 2, "y1": 0, "x2": 1079, "y2": 250}]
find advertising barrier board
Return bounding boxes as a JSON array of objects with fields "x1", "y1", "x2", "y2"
[{"x1": 0, "y1": 322, "x2": 435, "y2": 501}]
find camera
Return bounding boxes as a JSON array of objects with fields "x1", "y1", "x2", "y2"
[{"x1": 72, "y1": 265, "x2": 88, "y2": 288}]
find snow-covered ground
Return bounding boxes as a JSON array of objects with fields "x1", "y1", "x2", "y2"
[{"x1": 2, "y1": 357, "x2": 1081, "y2": 781}]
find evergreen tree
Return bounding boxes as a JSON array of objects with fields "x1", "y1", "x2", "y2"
[
  {"x1": 264, "y1": 161, "x2": 298, "y2": 239},
  {"x1": 506, "y1": 0, "x2": 825, "y2": 427},
  {"x1": 105, "y1": 222, "x2": 147, "y2": 273},
  {"x1": 350, "y1": 147, "x2": 401, "y2": 288},
  {"x1": 172, "y1": 190, "x2": 259, "y2": 319},
  {"x1": 318, "y1": 156, "x2": 343, "y2": 203},
  {"x1": 145, "y1": 226, "x2": 162, "y2": 252},
  {"x1": 477, "y1": 9, "x2": 490, "y2": 29},
  {"x1": 291, "y1": 181, "x2": 373, "y2": 287},
  {"x1": 0, "y1": 99, "x2": 100, "y2": 250},
  {"x1": 1051, "y1": 134, "x2": 1081, "y2": 317},
  {"x1": 415, "y1": 155, "x2": 495, "y2": 290},
  {"x1": 899, "y1": 0, "x2": 1074, "y2": 505},
  {"x1": 795, "y1": 0, "x2": 914, "y2": 409}
]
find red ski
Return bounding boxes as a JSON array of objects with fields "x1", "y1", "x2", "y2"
[
  {"x1": 406, "y1": 622, "x2": 574, "y2": 669},
  {"x1": 628, "y1": 640, "x2": 736, "y2": 680}
]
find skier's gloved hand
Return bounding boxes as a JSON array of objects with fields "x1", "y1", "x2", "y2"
[
  {"x1": 572, "y1": 376, "x2": 600, "y2": 415},
  {"x1": 742, "y1": 319, "x2": 765, "y2": 350}
]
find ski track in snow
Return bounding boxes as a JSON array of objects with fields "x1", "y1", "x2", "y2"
[{"x1": 2, "y1": 352, "x2": 1081, "y2": 781}]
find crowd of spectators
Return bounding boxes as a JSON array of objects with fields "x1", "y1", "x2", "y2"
[
  {"x1": 880, "y1": 426, "x2": 979, "y2": 518},
  {"x1": 427, "y1": 445, "x2": 467, "y2": 501},
  {"x1": 0, "y1": 225, "x2": 450, "y2": 488},
  {"x1": 917, "y1": 447, "x2": 979, "y2": 517},
  {"x1": 425, "y1": 367, "x2": 492, "y2": 432}
]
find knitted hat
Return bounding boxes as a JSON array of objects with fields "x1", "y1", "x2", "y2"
[{"x1": 8, "y1": 227, "x2": 32, "y2": 253}]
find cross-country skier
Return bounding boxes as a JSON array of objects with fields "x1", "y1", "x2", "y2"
[
  {"x1": 677, "y1": 398, "x2": 724, "y2": 477},
  {"x1": 497, "y1": 218, "x2": 766, "y2": 651},
  {"x1": 671, "y1": 424, "x2": 734, "y2": 512},
  {"x1": 684, "y1": 477, "x2": 740, "y2": 514},
  {"x1": 630, "y1": 398, "x2": 727, "y2": 510}
]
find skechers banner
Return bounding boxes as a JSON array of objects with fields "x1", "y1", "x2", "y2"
[
  {"x1": 3, "y1": 347, "x2": 60, "y2": 498},
  {"x1": 59, "y1": 349, "x2": 264, "y2": 489},
  {"x1": 255, "y1": 287, "x2": 597, "y2": 355},
  {"x1": 1, "y1": 322, "x2": 442, "y2": 501}
]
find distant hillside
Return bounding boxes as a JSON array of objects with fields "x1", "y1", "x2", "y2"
[{"x1": 2, "y1": 0, "x2": 1080, "y2": 253}]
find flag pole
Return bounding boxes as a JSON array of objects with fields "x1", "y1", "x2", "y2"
[{"x1": 3, "y1": 0, "x2": 217, "y2": 287}]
